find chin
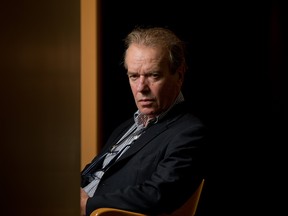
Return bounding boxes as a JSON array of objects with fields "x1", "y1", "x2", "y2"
[{"x1": 139, "y1": 108, "x2": 155, "y2": 116}]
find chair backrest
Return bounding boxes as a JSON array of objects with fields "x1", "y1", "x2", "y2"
[
  {"x1": 91, "y1": 179, "x2": 205, "y2": 216},
  {"x1": 165, "y1": 179, "x2": 205, "y2": 216}
]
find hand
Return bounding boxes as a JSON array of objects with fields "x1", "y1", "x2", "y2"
[{"x1": 80, "y1": 188, "x2": 89, "y2": 216}]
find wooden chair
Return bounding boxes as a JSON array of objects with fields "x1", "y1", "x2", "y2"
[{"x1": 90, "y1": 179, "x2": 205, "y2": 216}]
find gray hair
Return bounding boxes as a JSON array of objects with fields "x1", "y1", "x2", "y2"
[{"x1": 123, "y1": 26, "x2": 188, "y2": 74}]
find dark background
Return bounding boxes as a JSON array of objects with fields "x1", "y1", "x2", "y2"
[{"x1": 98, "y1": 0, "x2": 287, "y2": 215}]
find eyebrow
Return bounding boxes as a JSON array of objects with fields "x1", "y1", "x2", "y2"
[{"x1": 127, "y1": 70, "x2": 161, "y2": 75}]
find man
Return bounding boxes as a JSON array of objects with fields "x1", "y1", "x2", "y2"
[{"x1": 81, "y1": 26, "x2": 206, "y2": 216}]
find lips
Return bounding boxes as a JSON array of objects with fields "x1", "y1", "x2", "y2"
[{"x1": 138, "y1": 99, "x2": 154, "y2": 106}]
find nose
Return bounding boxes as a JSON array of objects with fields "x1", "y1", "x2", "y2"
[{"x1": 137, "y1": 76, "x2": 148, "y2": 92}]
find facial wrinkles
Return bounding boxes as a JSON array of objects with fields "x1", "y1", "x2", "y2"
[
  {"x1": 129, "y1": 56, "x2": 161, "y2": 96},
  {"x1": 136, "y1": 61, "x2": 162, "y2": 94},
  {"x1": 127, "y1": 44, "x2": 162, "y2": 72},
  {"x1": 127, "y1": 44, "x2": 176, "y2": 116},
  {"x1": 131, "y1": 55, "x2": 161, "y2": 73}
]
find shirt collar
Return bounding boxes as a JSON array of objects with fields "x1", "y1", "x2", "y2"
[{"x1": 133, "y1": 92, "x2": 185, "y2": 128}]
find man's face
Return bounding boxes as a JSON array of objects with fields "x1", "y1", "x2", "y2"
[{"x1": 125, "y1": 44, "x2": 183, "y2": 118}]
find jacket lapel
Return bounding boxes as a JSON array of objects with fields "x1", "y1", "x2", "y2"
[{"x1": 115, "y1": 104, "x2": 186, "y2": 162}]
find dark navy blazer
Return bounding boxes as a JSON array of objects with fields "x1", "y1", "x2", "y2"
[{"x1": 81, "y1": 102, "x2": 206, "y2": 216}]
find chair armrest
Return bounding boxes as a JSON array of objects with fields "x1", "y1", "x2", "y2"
[{"x1": 90, "y1": 207, "x2": 147, "y2": 216}]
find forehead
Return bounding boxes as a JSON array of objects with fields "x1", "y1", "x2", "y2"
[{"x1": 125, "y1": 44, "x2": 168, "y2": 70}]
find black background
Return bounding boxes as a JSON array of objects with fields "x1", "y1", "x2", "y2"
[{"x1": 98, "y1": 1, "x2": 287, "y2": 215}]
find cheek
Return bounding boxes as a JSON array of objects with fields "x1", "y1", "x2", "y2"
[
  {"x1": 158, "y1": 82, "x2": 179, "y2": 99},
  {"x1": 159, "y1": 81, "x2": 176, "y2": 93},
  {"x1": 130, "y1": 83, "x2": 138, "y2": 96},
  {"x1": 154, "y1": 85, "x2": 170, "y2": 102}
]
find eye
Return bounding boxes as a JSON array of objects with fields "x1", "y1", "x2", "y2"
[
  {"x1": 151, "y1": 73, "x2": 160, "y2": 78},
  {"x1": 128, "y1": 73, "x2": 139, "y2": 81},
  {"x1": 149, "y1": 72, "x2": 161, "y2": 80}
]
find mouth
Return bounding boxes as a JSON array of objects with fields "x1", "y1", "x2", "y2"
[{"x1": 138, "y1": 99, "x2": 154, "y2": 106}]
